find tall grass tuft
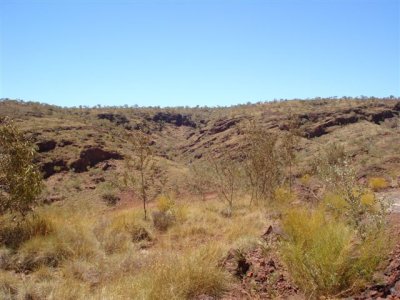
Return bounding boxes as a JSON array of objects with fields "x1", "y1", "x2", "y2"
[
  {"x1": 281, "y1": 207, "x2": 389, "y2": 298},
  {"x1": 113, "y1": 245, "x2": 231, "y2": 299}
]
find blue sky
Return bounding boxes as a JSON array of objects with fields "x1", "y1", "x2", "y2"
[{"x1": 0, "y1": 0, "x2": 399, "y2": 107}]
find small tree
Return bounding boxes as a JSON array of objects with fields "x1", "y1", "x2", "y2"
[
  {"x1": 208, "y1": 154, "x2": 243, "y2": 215},
  {"x1": 0, "y1": 118, "x2": 43, "y2": 217},
  {"x1": 123, "y1": 131, "x2": 158, "y2": 220},
  {"x1": 242, "y1": 121, "x2": 283, "y2": 205}
]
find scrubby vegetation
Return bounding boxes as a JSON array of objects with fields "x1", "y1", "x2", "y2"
[{"x1": 1, "y1": 98, "x2": 400, "y2": 299}]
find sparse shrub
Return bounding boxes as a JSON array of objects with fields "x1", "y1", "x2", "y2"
[
  {"x1": 122, "y1": 130, "x2": 160, "y2": 220},
  {"x1": 368, "y1": 177, "x2": 389, "y2": 191},
  {"x1": 315, "y1": 143, "x2": 389, "y2": 237},
  {"x1": 242, "y1": 122, "x2": 282, "y2": 204},
  {"x1": 0, "y1": 118, "x2": 43, "y2": 217},
  {"x1": 152, "y1": 210, "x2": 175, "y2": 231},
  {"x1": 101, "y1": 192, "x2": 120, "y2": 206},
  {"x1": 242, "y1": 120, "x2": 298, "y2": 205},
  {"x1": 207, "y1": 154, "x2": 244, "y2": 214},
  {"x1": 281, "y1": 207, "x2": 389, "y2": 297},
  {"x1": 187, "y1": 163, "x2": 213, "y2": 201}
]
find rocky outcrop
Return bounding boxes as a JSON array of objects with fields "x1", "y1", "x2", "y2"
[
  {"x1": 152, "y1": 112, "x2": 196, "y2": 127},
  {"x1": 369, "y1": 109, "x2": 397, "y2": 124},
  {"x1": 58, "y1": 139, "x2": 73, "y2": 147},
  {"x1": 97, "y1": 113, "x2": 129, "y2": 125},
  {"x1": 70, "y1": 147, "x2": 123, "y2": 173},
  {"x1": 288, "y1": 108, "x2": 400, "y2": 138},
  {"x1": 36, "y1": 140, "x2": 57, "y2": 152},
  {"x1": 41, "y1": 159, "x2": 68, "y2": 178},
  {"x1": 209, "y1": 117, "x2": 243, "y2": 134}
]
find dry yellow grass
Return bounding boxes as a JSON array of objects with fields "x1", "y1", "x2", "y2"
[
  {"x1": 0, "y1": 195, "x2": 268, "y2": 299},
  {"x1": 281, "y1": 206, "x2": 390, "y2": 298},
  {"x1": 368, "y1": 177, "x2": 389, "y2": 191}
]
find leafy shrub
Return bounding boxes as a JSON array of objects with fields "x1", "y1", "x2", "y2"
[
  {"x1": 0, "y1": 118, "x2": 43, "y2": 216},
  {"x1": 368, "y1": 177, "x2": 389, "y2": 191},
  {"x1": 315, "y1": 143, "x2": 389, "y2": 237},
  {"x1": 281, "y1": 207, "x2": 389, "y2": 297},
  {"x1": 243, "y1": 120, "x2": 299, "y2": 205}
]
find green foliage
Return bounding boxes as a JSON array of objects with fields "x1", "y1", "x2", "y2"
[
  {"x1": 0, "y1": 118, "x2": 43, "y2": 216},
  {"x1": 314, "y1": 143, "x2": 389, "y2": 237},
  {"x1": 243, "y1": 120, "x2": 297, "y2": 204},
  {"x1": 281, "y1": 207, "x2": 389, "y2": 297}
]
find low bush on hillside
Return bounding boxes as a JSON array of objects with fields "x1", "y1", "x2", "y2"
[{"x1": 101, "y1": 192, "x2": 120, "y2": 206}]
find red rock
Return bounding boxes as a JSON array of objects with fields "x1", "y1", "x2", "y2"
[{"x1": 394, "y1": 280, "x2": 400, "y2": 292}]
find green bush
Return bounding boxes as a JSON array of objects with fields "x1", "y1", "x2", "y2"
[
  {"x1": 281, "y1": 207, "x2": 389, "y2": 297},
  {"x1": 0, "y1": 118, "x2": 43, "y2": 216}
]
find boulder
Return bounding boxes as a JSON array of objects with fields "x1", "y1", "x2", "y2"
[
  {"x1": 41, "y1": 159, "x2": 68, "y2": 178},
  {"x1": 152, "y1": 112, "x2": 196, "y2": 127},
  {"x1": 36, "y1": 140, "x2": 57, "y2": 152},
  {"x1": 70, "y1": 147, "x2": 123, "y2": 173},
  {"x1": 97, "y1": 113, "x2": 129, "y2": 125}
]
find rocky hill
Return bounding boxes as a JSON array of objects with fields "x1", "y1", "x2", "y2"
[{"x1": 1, "y1": 97, "x2": 400, "y2": 299}]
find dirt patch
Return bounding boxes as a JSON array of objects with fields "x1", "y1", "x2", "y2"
[
  {"x1": 222, "y1": 246, "x2": 299, "y2": 299},
  {"x1": 221, "y1": 226, "x2": 299, "y2": 299}
]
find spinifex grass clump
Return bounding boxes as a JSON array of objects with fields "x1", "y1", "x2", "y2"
[
  {"x1": 112, "y1": 245, "x2": 231, "y2": 300},
  {"x1": 368, "y1": 177, "x2": 389, "y2": 191},
  {"x1": 281, "y1": 207, "x2": 389, "y2": 298},
  {"x1": 281, "y1": 143, "x2": 392, "y2": 297}
]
